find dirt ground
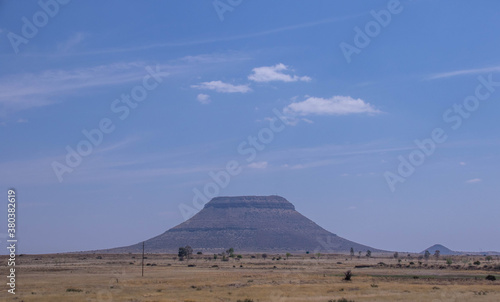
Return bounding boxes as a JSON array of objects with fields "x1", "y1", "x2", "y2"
[{"x1": 1, "y1": 253, "x2": 499, "y2": 301}]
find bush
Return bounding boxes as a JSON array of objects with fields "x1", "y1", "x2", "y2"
[
  {"x1": 66, "y1": 288, "x2": 82, "y2": 292},
  {"x1": 237, "y1": 299, "x2": 253, "y2": 302},
  {"x1": 474, "y1": 261, "x2": 481, "y2": 265},
  {"x1": 328, "y1": 298, "x2": 355, "y2": 302},
  {"x1": 344, "y1": 270, "x2": 352, "y2": 281},
  {"x1": 486, "y1": 275, "x2": 496, "y2": 281}
]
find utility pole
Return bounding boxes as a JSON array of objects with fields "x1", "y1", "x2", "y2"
[{"x1": 141, "y1": 241, "x2": 145, "y2": 277}]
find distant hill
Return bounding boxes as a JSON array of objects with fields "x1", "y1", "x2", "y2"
[
  {"x1": 103, "y1": 195, "x2": 386, "y2": 254},
  {"x1": 421, "y1": 244, "x2": 500, "y2": 256},
  {"x1": 422, "y1": 244, "x2": 457, "y2": 255}
]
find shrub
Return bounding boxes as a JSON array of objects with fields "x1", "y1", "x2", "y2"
[
  {"x1": 486, "y1": 275, "x2": 496, "y2": 281},
  {"x1": 66, "y1": 288, "x2": 82, "y2": 292},
  {"x1": 474, "y1": 261, "x2": 481, "y2": 265},
  {"x1": 344, "y1": 270, "x2": 352, "y2": 281},
  {"x1": 237, "y1": 299, "x2": 253, "y2": 302}
]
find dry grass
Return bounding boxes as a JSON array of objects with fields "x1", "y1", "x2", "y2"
[{"x1": 1, "y1": 253, "x2": 499, "y2": 301}]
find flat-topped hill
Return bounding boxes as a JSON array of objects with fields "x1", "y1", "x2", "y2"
[{"x1": 104, "y1": 195, "x2": 384, "y2": 254}]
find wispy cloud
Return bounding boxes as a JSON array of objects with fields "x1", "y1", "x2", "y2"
[
  {"x1": 248, "y1": 161, "x2": 268, "y2": 169},
  {"x1": 0, "y1": 137, "x2": 218, "y2": 185},
  {"x1": 0, "y1": 62, "x2": 169, "y2": 112},
  {"x1": 465, "y1": 178, "x2": 482, "y2": 184},
  {"x1": 18, "y1": 15, "x2": 363, "y2": 57},
  {"x1": 284, "y1": 96, "x2": 381, "y2": 116},
  {"x1": 191, "y1": 81, "x2": 251, "y2": 93},
  {"x1": 426, "y1": 65, "x2": 500, "y2": 80},
  {"x1": 248, "y1": 63, "x2": 311, "y2": 83},
  {"x1": 57, "y1": 32, "x2": 86, "y2": 53},
  {"x1": 196, "y1": 93, "x2": 211, "y2": 104}
]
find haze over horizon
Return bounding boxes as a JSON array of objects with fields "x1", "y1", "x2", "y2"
[{"x1": 1, "y1": 0, "x2": 500, "y2": 254}]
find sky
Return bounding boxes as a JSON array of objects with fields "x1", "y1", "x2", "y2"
[{"x1": 1, "y1": 0, "x2": 500, "y2": 254}]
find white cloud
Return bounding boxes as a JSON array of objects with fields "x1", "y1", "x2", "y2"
[
  {"x1": 196, "y1": 94, "x2": 211, "y2": 104},
  {"x1": 465, "y1": 178, "x2": 481, "y2": 183},
  {"x1": 191, "y1": 81, "x2": 251, "y2": 93},
  {"x1": 459, "y1": 162, "x2": 466, "y2": 166},
  {"x1": 17, "y1": 118, "x2": 28, "y2": 123},
  {"x1": 284, "y1": 96, "x2": 381, "y2": 116},
  {"x1": 426, "y1": 65, "x2": 500, "y2": 80},
  {"x1": 248, "y1": 161, "x2": 268, "y2": 169},
  {"x1": 248, "y1": 63, "x2": 311, "y2": 83}
]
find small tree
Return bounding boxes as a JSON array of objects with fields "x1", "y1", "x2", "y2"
[
  {"x1": 286, "y1": 253, "x2": 291, "y2": 260},
  {"x1": 178, "y1": 247, "x2": 187, "y2": 258},
  {"x1": 344, "y1": 270, "x2": 352, "y2": 281},
  {"x1": 486, "y1": 256, "x2": 493, "y2": 262},
  {"x1": 350, "y1": 248, "x2": 354, "y2": 260},
  {"x1": 366, "y1": 250, "x2": 372, "y2": 258},
  {"x1": 185, "y1": 245, "x2": 193, "y2": 260},
  {"x1": 316, "y1": 252, "x2": 321, "y2": 259},
  {"x1": 434, "y1": 250, "x2": 440, "y2": 261},
  {"x1": 262, "y1": 253, "x2": 268, "y2": 260},
  {"x1": 446, "y1": 258, "x2": 452, "y2": 266},
  {"x1": 226, "y1": 248, "x2": 235, "y2": 258},
  {"x1": 424, "y1": 250, "x2": 430, "y2": 261},
  {"x1": 393, "y1": 252, "x2": 399, "y2": 259}
]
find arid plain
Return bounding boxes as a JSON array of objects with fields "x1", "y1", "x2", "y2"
[{"x1": 1, "y1": 253, "x2": 499, "y2": 302}]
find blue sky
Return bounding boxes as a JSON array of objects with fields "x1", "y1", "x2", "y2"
[{"x1": 1, "y1": 0, "x2": 500, "y2": 254}]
